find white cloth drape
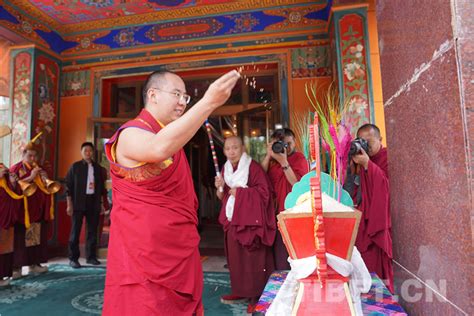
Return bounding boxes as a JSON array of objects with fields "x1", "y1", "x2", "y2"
[
  {"x1": 223, "y1": 152, "x2": 251, "y2": 221},
  {"x1": 266, "y1": 247, "x2": 371, "y2": 316}
]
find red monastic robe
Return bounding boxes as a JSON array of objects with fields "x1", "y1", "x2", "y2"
[
  {"x1": 102, "y1": 109, "x2": 203, "y2": 316},
  {"x1": 219, "y1": 160, "x2": 276, "y2": 299},
  {"x1": 10, "y1": 161, "x2": 51, "y2": 267},
  {"x1": 0, "y1": 173, "x2": 21, "y2": 278},
  {"x1": 267, "y1": 152, "x2": 309, "y2": 270},
  {"x1": 355, "y1": 147, "x2": 394, "y2": 292}
]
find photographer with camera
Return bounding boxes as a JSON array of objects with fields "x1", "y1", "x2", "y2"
[
  {"x1": 344, "y1": 123, "x2": 393, "y2": 292},
  {"x1": 261, "y1": 128, "x2": 309, "y2": 270}
]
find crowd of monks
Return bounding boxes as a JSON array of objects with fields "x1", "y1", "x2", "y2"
[
  {"x1": 0, "y1": 142, "x2": 56, "y2": 286},
  {"x1": 213, "y1": 124, "x2": 393, "y2": 313},
  {"x1": 0, "y1": 70, "x2": 393, "y2": 315}
]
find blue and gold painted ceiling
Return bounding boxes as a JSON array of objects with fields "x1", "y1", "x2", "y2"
[{"x1": 0, "y1": 0, "x2": 331, "y2": 60}]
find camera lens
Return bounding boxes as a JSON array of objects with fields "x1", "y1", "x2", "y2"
[
  {"x1": 349, "y1": 142, "x2": 358, "y2": 157},
  {"x1": 272, "y1": 141, "x2": 285, "y2": 154}
]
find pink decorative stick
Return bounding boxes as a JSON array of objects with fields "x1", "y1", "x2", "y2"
[{"x1": 205, "y1": 119, "x2": 223, "y2": 192}]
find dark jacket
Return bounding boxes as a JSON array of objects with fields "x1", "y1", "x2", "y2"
[{"x1": 65, "y1": 160, "x2": 108, "y2": 212}]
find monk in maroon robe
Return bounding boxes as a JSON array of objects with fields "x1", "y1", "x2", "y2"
[
  {"x1": 0, "y1": 164, "x2": 21, "y2": 286},
  {"x1": 102, "y1": 70, "x2": 240, "y2": 316},
  {"x1": 262, "y1": 128, "x2": 309, "y2": 270},
  {"x1": 10, "y1": 146, "x2": 51, "y2": 278},
  {"x1": 215, "y1": 137, "x2": 275, "y2": 313},
  {"x1": 346, "y1": 124, "x2": 394, "y2": 292}
]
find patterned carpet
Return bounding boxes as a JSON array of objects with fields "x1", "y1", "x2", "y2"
[{"x1": 0, "y1": 264, "x2": 248, "y2": 315}]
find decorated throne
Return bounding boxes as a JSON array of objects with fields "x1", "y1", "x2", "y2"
[{"x1": 275, "y1": 116, "x2": 371, "y2": 315}]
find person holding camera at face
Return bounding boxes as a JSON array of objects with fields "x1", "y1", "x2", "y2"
[
  {"x1": 343, "y1": 123, "x2": 393, "y2": 293},
  {"x1": 261, "y1": 128, "x2": 309, "y2": 270}
]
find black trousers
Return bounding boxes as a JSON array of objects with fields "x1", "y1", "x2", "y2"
[{"x1": 68, "y1": 195, "x2": 100, "y2": 261}]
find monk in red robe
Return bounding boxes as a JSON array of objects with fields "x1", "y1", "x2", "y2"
[
  {"x1": 10, "y1": 145, "x2": 52, "y2": 278},
  {"x1": 215, "y1": 136, "x2": 275, "y2": 313},
  {"x1": 0, "y1": 164, "x2": 21, "y2": 286},
  {"x1": 345, "y1": 124, "x2": 394, "y2": 292},
  {"x1": 102, "y1": 70, "x2": 240, "y2": 316},
  {"x1": 261, "y1": 128, "x2": 309, "y2": 270}
]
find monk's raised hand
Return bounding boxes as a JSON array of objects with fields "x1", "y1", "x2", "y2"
[{"x1": 202, "y1": 70, "x2": 240, "y2": 109}]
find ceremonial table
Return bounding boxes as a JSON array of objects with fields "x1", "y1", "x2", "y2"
[{"x1": 253, "y1": 271, "x2": 408, "y2": 315}]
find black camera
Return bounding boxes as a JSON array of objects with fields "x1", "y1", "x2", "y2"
[
  {"x1": 349, "y1": 138, "x2": 369, "y2": 158},
  {"x1": 272, "y1": 140, "x2": 288, "y2": 154}
]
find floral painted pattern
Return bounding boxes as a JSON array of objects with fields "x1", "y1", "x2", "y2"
[
  {"x1": 291, "y1": 46, "x2": 332, "y2": 78},
  {"x1": 38, "y1": 102, "x2": 55, "y2": 128},
  {"x1": 225, "y1": 13, "x2": 260, "y2": 33},
  {"x1": 338, "y1": 14, "x2": 371, "y2": 134},
  {"x1": 348, "y1": 97, "x2": 368, "y2": 115},
  {"x1": 60, "y1": 70, "x2": 90, "y2": 97},
  {"x1": 33, "y1": 55, "x2": 59, "y2": 175},
  {"x1": 113, "y1": 27, "x2": 143, "y2": 47},
  {"x1": 11, "y1": 52, "x2": 33, "y2": 164}
]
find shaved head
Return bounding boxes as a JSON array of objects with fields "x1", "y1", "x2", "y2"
[
  {"x1": 142, "y1": 71, "x2": 176, "y2": 104},
  {"x1": 357, "y1": 124, "x2": 381, "y2": 138},
  {"x1": 357, "y1": 123, "x2": 382, "y2": 156},
  {"x1": 224, "y1": 136, "x2": 243, "y2": 146}
]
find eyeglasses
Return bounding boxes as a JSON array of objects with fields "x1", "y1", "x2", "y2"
[{"x1": 150, "y1": 87, "x2": 191, "y2": 105}]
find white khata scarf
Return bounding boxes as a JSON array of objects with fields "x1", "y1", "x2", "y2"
[{"x1": 223, "y1": 152, "x2": 252, "y2": 221}]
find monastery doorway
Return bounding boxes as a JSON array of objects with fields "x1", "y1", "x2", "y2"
[{"x1": 91, "y1": 63, "x2": 282, "y2": 255}]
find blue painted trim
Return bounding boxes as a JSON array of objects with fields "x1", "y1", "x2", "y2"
[
  {"x1": 0, "y1": 5, "x2": 19, "y2": 24},
  {"x1": 1, "y1": 2, "x2": 328, "y2": 55},
  {"x1": 91, "y1": 12, "x2": 304, "y2": 54},
  {"x1": 67, "y1": 2, "x2": 326, "y2": 36},
  {"x1": 304, "y1": 0, "x2": 333, "y2": 21},
  {"x1": 35, "y1": 29, "x2": 79, "y2": 54},
  {"x1": 63, "y1": 33, "x2": 328, "y2": 67}
]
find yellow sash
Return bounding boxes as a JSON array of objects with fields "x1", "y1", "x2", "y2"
[{"x1": 0, "y1": 177, "x2": 30, "y2": 228}]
